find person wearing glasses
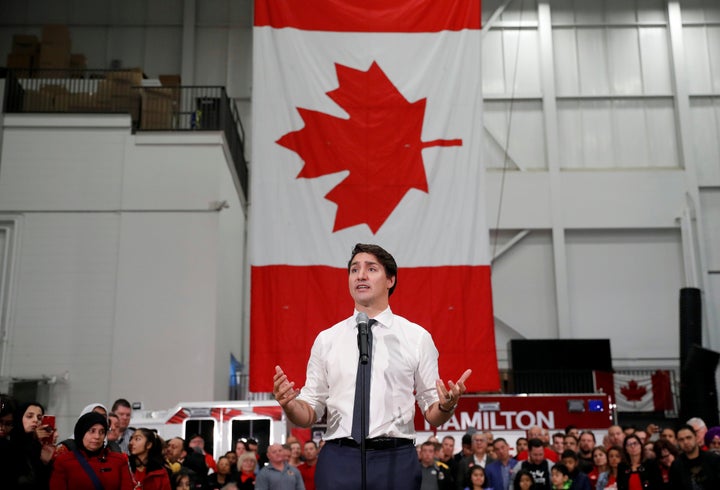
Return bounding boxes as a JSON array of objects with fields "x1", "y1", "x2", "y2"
[{"x1": 616, "y1": 434, "x2": 662, "y2": 490}]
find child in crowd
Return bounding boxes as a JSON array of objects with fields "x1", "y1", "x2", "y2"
[{"x1": 551, "y1": 463, "x2": 572, "y2": 490}]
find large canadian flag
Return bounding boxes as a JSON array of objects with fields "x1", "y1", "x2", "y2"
[{"x1": 250, "y1": 0, "x2": 498, "y2": 393}]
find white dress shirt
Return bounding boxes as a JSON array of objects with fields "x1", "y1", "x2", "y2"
[{"x1": 297, "y1": 306, "x2": 440, "y2": 440}]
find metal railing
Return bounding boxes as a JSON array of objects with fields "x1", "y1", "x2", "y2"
[
  {"x1": 3, "y1": 68, "x2": 248, "y2": 198},
  {"x1": 508, "y1": 367, "x2": 680, "y2": 416},
  {"x1": 511, "y1": 369, "x2": 597, "y2": 394}
]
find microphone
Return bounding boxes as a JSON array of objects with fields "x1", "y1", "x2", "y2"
[{"x1": 357, "y1": 312, "x2": 370, "y2": 365}]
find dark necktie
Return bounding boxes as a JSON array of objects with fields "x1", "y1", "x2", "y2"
[{"x1": 351, "y1": 319, "x2": 376, "y2": 442}]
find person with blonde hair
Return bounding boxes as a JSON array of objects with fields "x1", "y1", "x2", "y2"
[{"x1": 237, "y1": 452, "x2": 258, "y2": 490}]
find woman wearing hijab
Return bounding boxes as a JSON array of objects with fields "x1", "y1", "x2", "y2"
[
  {"x1": 49, "y1": 412, "x2": 133, "y2": 490},
  {"x1": 56, "y1": 402, "x2": 121, "y2": 455},
  {"x1": 1, "y1": 401, "x2": 56, "y2": 490}
]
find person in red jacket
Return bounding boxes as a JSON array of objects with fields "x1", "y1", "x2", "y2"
[
  {"x1": 129, "y1": 428, "x2": 172, "y2": 490},
  {"x1": 50, "y1": 411, "x2": 133, "y2": 490}
]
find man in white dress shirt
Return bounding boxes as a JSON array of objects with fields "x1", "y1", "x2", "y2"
[{"x1": 273, "y1": 243, "x2": 471, "y2": 490}]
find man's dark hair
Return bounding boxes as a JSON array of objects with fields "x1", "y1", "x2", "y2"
[
  {"x1": 348, "y1": 243, "x2": 398, "y2": 296},
  {"x1": 677, "y1": 424, "x2": 696, "y2": 435},
  {"x1": 564, "y1": 425, "x2": 577, "y2": 434},
  {"x1": 528, "y1": 438, "x2": 544, "y2": 449},
  {"x1": 493, "y1": 437, "x2": 507, "y2": 446},
  {"x1": 579, "y1": 430, "x2": 596, "y2": 442},
  {"x1": 561, "y1": 449, "x2": 578, "y2": 460},
  {"x1": 461, "y1": 434, "x2": 473, "y2": 446},
  {"x1": 111, "y1": 398, "x2": 131, "y2": 411},
  {"x1": 421, "y1": 440, "x2": 435, "y2": 449},
  {"x1": 552, "y1": 432, "x2": 565, "y2": 440},
  {"x1": 304, "y1": 440, "x2": 318, "y2": 449},
  {"x1": 552, "y1": 463, "x2": 570, "y2": 477},
  {"x1": 564, "y1": 434, "x2": 578, "y2": 444}
]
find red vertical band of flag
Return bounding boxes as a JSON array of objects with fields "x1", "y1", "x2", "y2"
[
  {"x1": 255, "y1": 0, "x2": 481, "y2": 31},
  {"x1": 250, "y1": 265, "x2": 496, "y2": 392},
  {"x1": 651, "y1": 370, "x2": 674, "y2": 411}
]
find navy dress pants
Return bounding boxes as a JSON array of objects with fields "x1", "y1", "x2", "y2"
[{"x1": 315, "y1": 442, "x2": 421, "y2": 490}]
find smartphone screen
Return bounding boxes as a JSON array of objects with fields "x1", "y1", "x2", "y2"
[{"x1": 40, "y1": 415, "x2": 55, "y2": 444}]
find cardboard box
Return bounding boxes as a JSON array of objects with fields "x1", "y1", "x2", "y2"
[
  {"x1": 70, "y1": 53, "x2": 87, "y2": 70},
  {"x1": 110, "y1": 93, "x2": 141, "y2": 120},
  {"x1": 141, "y1": 88, "x2": 177, "y2": 129},
  {"x1": 12, "y1": 34, "x2": 39, "y2": 55},
  {"x1": 107, "y1": 68, "x2": 143, "y2": 86},
  {"x1": 39, "y1": 83, "x2": 69, "y2": 95},
  {"x1": 159, "y1": 74, "x2": 181, "y2": 87},
  {"x1": 157, "y1": 75, "x2": 181, "y2": 105},
  {"x1": 66, "y1": 93, "x2": 97, "y2": 112},
  {"x1": 33, "y1": 70, "x2": 71, "y2": 79},
  {"x1": 39, "y1": 84, "x2": 69, "y2": 111},
  {"x1": 23, "y1": 90, "x2": 54, "y2": 111},
  {"x1": 37, "y1": 45, "x2": 71, "y2": 66},
  {"x1": 94, "y1": 79, "x2": 113, "y2": 99},
  {"x1": 41, "y1": 24, "x2": 71, "y2": 49},
  {"x1": 35, "y1": 45, "x2": 70, "y2": 77},
  {"x1": 7, "y1": 53, "x2": 33, "y2": 78}
]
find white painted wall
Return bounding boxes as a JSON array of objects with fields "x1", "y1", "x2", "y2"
[
  {"x1": 482, "y1": 0, "x2": 720, "y2": 374},
  {"x1": 0, "y1": 115, "x2": 244, "y2": 437}
]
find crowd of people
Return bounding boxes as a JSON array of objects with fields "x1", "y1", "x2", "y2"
[
  {"x1": 3, "y1": 391, "x2": 720, "y2": 490},
  {"x1": 0, "y1": 394, "x2": 314, "y2": 490},
  {"x1": 417, "y1": 419, "x2": 720, "y2": 490}
]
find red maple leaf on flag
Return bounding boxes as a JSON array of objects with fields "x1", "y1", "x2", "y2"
[
  {"x1": 620, "y1": 380, "x2": 647, "y2": 402},
  {"x1": 276, "y1": 61, "x2": 462, "y2": 233}
]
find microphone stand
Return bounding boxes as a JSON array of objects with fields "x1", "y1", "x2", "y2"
[
  {"x1": 356, "y1": 313, "x2": 371, "y2": 490},
  {"x1": 360, "y1": 358, "x2": 368, "y2": 490}
]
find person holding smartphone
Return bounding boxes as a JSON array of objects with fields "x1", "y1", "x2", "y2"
[{"x1": 0, "y1": 401, "x2": 56, "y2": 489}]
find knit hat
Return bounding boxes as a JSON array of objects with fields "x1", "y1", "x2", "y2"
[{"x1": 74, "y1": 411, "x2": 108, "y2": 450}]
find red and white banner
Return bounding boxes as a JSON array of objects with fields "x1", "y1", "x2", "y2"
[
  {"x1": 249, "y1": 0, "x2": 497, "y2": 393},
  {"x1": 614, "y1": 371, "x2": 674, "y2": 412}
]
